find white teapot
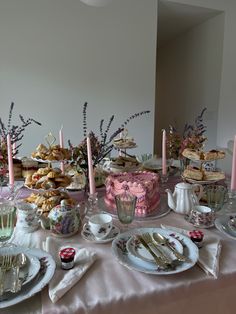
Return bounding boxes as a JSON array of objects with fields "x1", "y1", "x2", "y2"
[{"x1": 166, "y1": 182, "x2": 203, "y2": 215}]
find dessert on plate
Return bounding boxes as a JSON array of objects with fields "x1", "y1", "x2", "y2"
[
  {"x1": 182, "y1": 148, "x2": 225, "y2": 161},
  {"x1": 25, "y1": 167, "x2": 72, "y2": 190},
  {"x1": 104, "y1": 156, "x2": 140, "y2": 173},
  {"x1": 104, "y1": 171, "x2": 161, "y2": 217},
  {"x1": 31, "y1": 143, "x2": 71, "y2": 161},
  {"x1": 24, "y1": 190, "x2": 76, "y2": 217}
]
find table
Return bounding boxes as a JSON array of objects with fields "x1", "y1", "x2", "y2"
[{"x1": 2, "y1": 179, "x2": 236, "y2": 314}]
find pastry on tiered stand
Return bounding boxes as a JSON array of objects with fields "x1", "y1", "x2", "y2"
[
  {"x1": 103, "y1": 155, "x2": 140, "y2": 173},
  {"x1": 24, "y1": 190, "x2": 76, "y2": 217},
  {"x1": 182, "y1": 148, "x2": 226, "y2": 183},
  {"x1": 31, "y1": 143, "x2": 71, "y2": 162},
  {"x1": 24, "y1": 167, "x2": 72, "y2": 190}
]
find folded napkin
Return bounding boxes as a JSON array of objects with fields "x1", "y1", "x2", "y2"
[
  {"x1": 43, "y1": 237, "x2": 97, "y2": 303},
  {"x1": 161, "y1": 224, "x2": 222, "y2": 278}
]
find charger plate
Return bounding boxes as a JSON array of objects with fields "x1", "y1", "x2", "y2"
[
  {"x1": 98, "y1": 196, "x2": 171, "y2": 221},
  {"x1": 0, "y1": 247, "x2": 55, "y2": 309},
  {"x1": 112, "y1": 227, "x2": 198, "y2": 275}
]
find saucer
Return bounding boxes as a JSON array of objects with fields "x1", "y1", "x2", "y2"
[{"x1": 81, "y1": 223, "x2": 120, "y2": 243}]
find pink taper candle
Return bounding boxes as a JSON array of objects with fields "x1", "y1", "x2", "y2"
[
  {"x1": 231, "y1": 135, "x2": 236, "y2": 191},
  {"x1": 87, "y1": 136, "x2": 96, "y2": 195},
  {"x1": 59, "y1": 126, "x2": 65, "y2": 174},
  {"x1": 162, "y1": 129, "x2": 167, "y2": 176},
  {"x1": 7, "y1": 134, "x2": 14, "y2": 186}
]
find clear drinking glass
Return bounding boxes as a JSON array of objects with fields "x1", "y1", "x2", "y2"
[
  {"x1": 206, "y1": 185, "x2": 227, "y2": 213},
  {"x1": 0, "y1": 199, "x2": 16, "y2": 246},
  {"x1": 115, "y1": 192, "x2": 137, "y2": 231}
]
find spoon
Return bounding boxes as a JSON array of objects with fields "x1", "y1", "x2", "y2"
[{"x1": 11, "y1": 253, "x2": 27, "y2": 293}]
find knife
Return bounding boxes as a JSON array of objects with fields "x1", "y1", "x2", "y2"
[{"x1": 136, "y1": 235, "x2": 168, "y2": 269}]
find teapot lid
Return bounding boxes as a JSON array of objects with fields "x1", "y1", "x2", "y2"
[{"x1": 176, "y1": 182, "x2": 192, "y2": 189}]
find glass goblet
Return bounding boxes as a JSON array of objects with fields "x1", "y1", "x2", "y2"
[
  {"x1": 0, "y1": 199, "x2": 16, "y2": 247},
  {"x1": 115, "y1": 192, "x2": 137, "y2": 231}
]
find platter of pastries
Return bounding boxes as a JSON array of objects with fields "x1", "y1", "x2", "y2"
[
  {"x1": 182, "y1": 148, "x2": 225, "y2": 162},
  {"x1": 182, "y1": 165, "x2": 225, "y2": 184},
  {"x1": 24, "y1": 167, "x2": 72, "y2": 190},
  {"x1": 24, "y1": 190, "x2": 76, "y2": 217},
  {"x1": 31, "y1": 144, "x2": 71, "y2": 162},
  {"x1": 103, "y1": 156, "x2": 140, "y2": 173}
]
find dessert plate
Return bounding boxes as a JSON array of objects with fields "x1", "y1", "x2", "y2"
[
  {"x1": 182, "y1": 176, "x2": 218, "y2": 185},
  {"x1": 0, "y1": 247, "x2": 56, "y2": 308},
  {"x1": 112, "y1": 227, "x2": 198, "y2": 275},
  {"x1": 0, "y1": 250, "x2": 40, "y2": 293},
  {"x1": 126, "y1": 232, "x2": 183, "y2": 267},
  {"x1": 98, "y1": 196, "x2": 171, "y2": 221},
  {"x1": 81, "y1": 223, "x2": 120, "y2": 243},
  {"x1": 215, "y1": 215, "x2": 236, "y2": 240}
]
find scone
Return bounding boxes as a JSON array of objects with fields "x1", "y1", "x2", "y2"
[
  {"x1": 203, "y1": 171, "x2": 225, "y2": 181},
  {"x1": 182, "y1": 148, "x2": 203, "y2": 160},
  {"x1": 183, "y1": 166, "x2": 203, "y2": 181},
  {"x1": 203, "y1": 150, "x2": 226, "y2": 161}
]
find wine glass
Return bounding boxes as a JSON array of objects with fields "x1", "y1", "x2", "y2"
[{"x1": 115, "y1": 192, "x2": 137, "y2": 231}]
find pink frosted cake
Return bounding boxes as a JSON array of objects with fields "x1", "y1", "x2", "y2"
[{"x1": 104, "y1": 171, "x2": 160, "y2": 217}]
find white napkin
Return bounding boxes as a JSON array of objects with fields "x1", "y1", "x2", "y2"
[
  {"x1": 43, "y1": 237, "x2": 97, "y2": 303},
  {"x1": 161, "y1": 224, "x2": 222, "y2": 278}
]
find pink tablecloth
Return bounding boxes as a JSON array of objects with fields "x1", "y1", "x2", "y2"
[{"x1": 3, "y1": 179, "x2": 236, "y2": 314}]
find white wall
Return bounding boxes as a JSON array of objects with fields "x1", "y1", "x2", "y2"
[
  {"x1": 155, "y1": 13, "x2": 224, "y2": 154},
  {"x1": 162, "y1": 0, "x2": 236, "y2": 174},
  {"x1": 0, "y1": 0, "x2": 157, "y2": 157}
]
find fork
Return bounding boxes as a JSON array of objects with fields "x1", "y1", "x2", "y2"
[
  {"x1": 153, "y1": 233, "x2": 191, "y2": 263},
  {"x1": 0, "y1": 255, "x2": 13, "y2": 296},
  {"x1": 141, "y1": 233, "x2": 172, "y2": 265}
]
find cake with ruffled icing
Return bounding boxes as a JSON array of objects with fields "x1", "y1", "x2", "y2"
[{"x1": 104, "y1": 171, "x2": 160, "y2": 217}]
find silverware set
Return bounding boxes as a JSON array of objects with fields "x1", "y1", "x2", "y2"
[
  {"x1": 138, "y1": 232, "x2": 190, "y2": 269},
  {"x1": 0, "y1": 253, "x2": 27, "y2": 296}
]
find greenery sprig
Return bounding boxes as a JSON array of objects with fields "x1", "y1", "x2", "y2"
[
  {"x1": 69, "y1": 102, "x2": 150, "y2": 169},
  {"x1": 0, "y1": 102, "x2": 42, "y2": 156}
]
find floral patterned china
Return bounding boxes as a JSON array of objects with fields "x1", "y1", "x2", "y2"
[
  {"x1": 112, "y1": 227, "x2": 199, "y2": 275},
  {"x1": 0, "y1": 246, "x2": 55, "y2": 309},
  {"x1": 0, "y1": 249, "x2": 40, "y2": 293},
  {"x1": 215, "y1": 215, "x2": 236, "y2": 240},
  {"x1": 126, "y1": 232, "x2": 184, "y2": 267},
  {"x1": 82, "y1": 223, "x2": 120, "y2": 243}
]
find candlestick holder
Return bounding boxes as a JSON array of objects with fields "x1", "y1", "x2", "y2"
[
  {"x1": 85, "y1": 192, "x2": 101, "y2": 218},
  {"x1": 160, "y1": 173, "x2": 169, "y2": 187}
]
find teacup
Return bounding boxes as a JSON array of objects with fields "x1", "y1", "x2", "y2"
[
  {"x1": 16, "y1": 201, "x2": 39, "y2": 233},
  {"x1": 188, "y1": 205, "x2": 215, "y2": 228},
  {"x1": 88, "y1": 213, "x2": 113, "y2": 239}
]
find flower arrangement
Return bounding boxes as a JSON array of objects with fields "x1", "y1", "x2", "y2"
[
  {"x1": 0, "y1": 102, "x2": 42, "y2": 157},
  {"x1": 68, "y1": 102, "x2": 150, "y2": 170},
  {"x1": 167, "y1": 108, "x2": 207, "y2": 160}
]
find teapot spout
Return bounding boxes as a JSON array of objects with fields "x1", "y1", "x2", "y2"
[
  {"x1": 165, "y1": 188, "x2": 176, "y2": 211},
  {"x1": 37, "y1": 211, "x2": 50, "y2": 230}
]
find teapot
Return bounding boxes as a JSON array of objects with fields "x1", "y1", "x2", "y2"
[
  {"x1": 38, "y1": 200, "x2": 81, "y2": 237},
  {"x1": 166, "y1": 182, "x2": 203, "y2": 215}
]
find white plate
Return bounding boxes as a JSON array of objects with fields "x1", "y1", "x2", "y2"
[
  {"x1": 24, "y1": 184, "x2": 65, "y2": 192},
  {"x1": 81, "y1": 223, "x2": 120, "y2": 243},
  {"x1": 0, "y1": 249, "x2": 40, "y2": 293},
  {"x1": 112, "y1": 227, "x2": 198, "y2": 275},
  {"x1": 126, "y1": 232, "x2": 183, "y2": 266},
  {"x1": 182, "y1": 176, "x2": 218, "y2": 185},
  {"x1": 215, "y1": 215, "x2": 236, "y2": 240},
  {"x1": 0, "y1": 247, "x2": 56, "y2": 308},
  {"x1": 31, "y1": 157, "x2": 67, "y2": 164},
  {"x1": 98, "y1": 196, "x2": 171, "y2": 221}
]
